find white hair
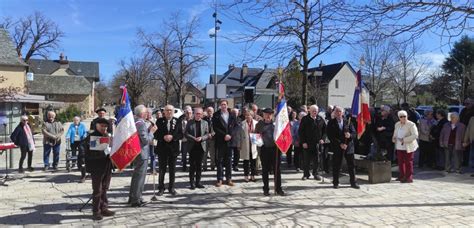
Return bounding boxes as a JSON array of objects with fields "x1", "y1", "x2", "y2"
[
  {"x1": 397, "y1": 110, "x2": 408, "y2": 118},
  {"x1": 298, "y1": 111, "x2": 307, "y2": 119},
  {"x1": 134, "y1": 105, "x2": 147, "y2": 116},
  {"x1": 450, "y1": 112, "x2": 460, "y2": 119},
  {"x1": 309, "y1": 105, "x2": 319, "y2": 112},
  {"x1": 47, "y1": 111, "x2": 56, "y2": 117},
  {"x1": 184, "y1": 105, "x2": 192, "y2": 112},
  {"x1": 334, "y1": 106, "x2": 345, "y2": 113},
  {"x1": 73, "y1": 116, "x2": 81, "y2": 121}
]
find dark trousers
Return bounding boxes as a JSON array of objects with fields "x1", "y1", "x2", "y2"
[
  {"x1": 149, "y1": 145, "x2": 157, "y2": 172},
  {"x1": 189, "y1": 146, "x2": 204, "y2": 185},
  {"x1": 71, "y1": 141, "x2": 86, "y2": 178},
  {"x1": 397, "y1": 150, "x2": 414, "y2": 182},
  {"x1": 91, "y1": 161, "x2": 112, "y2": 214},
  {"x1": 261, "y1": 147, "x2": 282, "y2": 192},
  {"x1": 181, "y1": 141, "x2": 191, "y2": 170},
  {"x1": 243, "y1": 147, "x2": 257, "y2": 177},
  {"x1": 303, "y1": 145, "x2": 319, "y2": 178},
  {"x1": 158, "y1": 151, "x2": 177, "y2": 191},
  {"x1": 19, "y1": 146, "x2": 33, "y2": 169},
  {"x1": 216, "y1": 144, "x2": 232, "y2": 181},
  {"x1": 232, "y1": 147, "x2": 240, "y2": 168},
  {"x1": 286, "y1": 145, "x2": 293, "y2": 165},
  {"x1": 332, "y1": 151, "x2": 356, "y2": 186},
  {"x1": 419, "y1": 140, "x2": 436, "y2": 168},
  {"x1": 322, "y1": 144, "x2": 331, "y2": 173},
  {"x1": 294, "y1": 146, "x2": 302, "y2": 169}
]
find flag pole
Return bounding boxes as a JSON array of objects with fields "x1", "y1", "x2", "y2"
[{"x1": 274, "y1": 67, "x2": 283, "y2": 195}]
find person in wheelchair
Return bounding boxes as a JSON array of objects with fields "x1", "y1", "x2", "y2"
[{"x1": 65, "y1": 116, "x2": 88, "y2": 182}]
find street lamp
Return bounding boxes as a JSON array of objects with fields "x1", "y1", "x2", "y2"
[{"x1": 210, "y1": 8, "x2": 222, "y2": 109}]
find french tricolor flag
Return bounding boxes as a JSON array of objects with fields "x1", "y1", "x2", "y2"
[
  {"x1": 274, "y1": 83, "x2": 292, "y2": 153},
  {"x1": 110, "y1": 86, "x2": 141, "y2": 171},
  {"x1": 351, "y1": 70, "x2": 371, "y2": 139}
]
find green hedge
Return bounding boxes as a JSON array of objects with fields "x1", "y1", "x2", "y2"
[{"x1": 56, "y1": 105, "x2": 82, "y2": 123}]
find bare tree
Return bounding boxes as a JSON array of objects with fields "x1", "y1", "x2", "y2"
[
  {"x1": 387, "y1": 42, "x2": 431, "y2": 104},
  {"x1": 117, "y1": 52, "x2": 157, "y2": 109},
  {"x1": 221, "y1": 0, "x2": 365, "y2": 104},
  {"x1": 1, "y1": 11, "x2": 64, "y2": 61},
  {"x1": 352, "y1": 30, "x2": 395, "y2": 106},
  {"x1": 367, "y1": 0, "x2": 473, "y2": 41},
  {"x1": 139, "y1": 13, "x2": 207, "y2": 108}
]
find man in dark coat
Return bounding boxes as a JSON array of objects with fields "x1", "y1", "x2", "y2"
[
  {"x1": 327, "y1": 106, "x2": 360, "y2": 189},
  {"x1": 212, "y1": 99, "x2": 237, "y2": 187},
  {"x1": 84, "y1": 118, "x2": 115, "y2": 220},
  {"x1": 155, "y1": 105, "x2": 182, "y2": 196},
  {"x1": 298, "y1": 105, "x2": 326, "y2": 180}
]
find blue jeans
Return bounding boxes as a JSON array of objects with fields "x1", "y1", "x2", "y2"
[
  {"x1": 149, "y1": 145, "x2": 157, "y2": 171},
  {"x1": 44, "y1": 144, "x2": 61, "y2": 168}
]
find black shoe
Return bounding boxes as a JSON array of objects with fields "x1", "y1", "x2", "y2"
[
  {"x1": 211, "y1": 167, "x2": 215, "y2": 171},
  {"x1": 301, "y1": 175, "x2": 308, "y2": 180},
  {"x1": 52, "y1": 167, "x2": 59, "y2": 172},
  {"x1": 43, "y1": 166, "x2": 49, "y2": 172},
  {"x1": 263, "y1": 191, "x2": 270, "y2": 196},
  {"x1": 313, "y1": 175, "x2": 321, "y2": 181},
  {"x1": 169, "y1": 189, "x2": 177, "y2": 196},
  {"x1": 196, "y1": 183, "x2": 205, "y2": 189},
  {"x1": 276, "y1": 189, "x2": 285, "y2": 196},
  {"x1": 295, "y1": 168, "x2": 300, "y2": 172},
  {"x1": 351, "y1": 183, "x2": 360, "y2": 189},
  {"x1": 190, "y1": 184, "x2": 196, "y2": 190},
  {"x1": 157, "y1": 190, "x2": 164, "y2": 196},
  {"x1": 130, "y1": 202, "x2": 145, "y2": 207},
  {"x1": 18, "y1": 168, "x2": 24, "y2": 174},
  {"x1": 27, "y1": 167, "x2": 34, "y2": 172},
  {"x1": 333, "y1": 184, "x2": 339, "y2": 189},
  {"x1": 233, "y1": 167, "x2": 239, "y2": 172}
]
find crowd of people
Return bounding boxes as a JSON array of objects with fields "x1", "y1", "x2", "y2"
[{"x1": 8, "y1": 98, "x2": 474, "y2": 220}]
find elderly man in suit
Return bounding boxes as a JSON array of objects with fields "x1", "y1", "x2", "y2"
[
  {"x1": 185, "y1": 107, "x2": 211, "y2": 189},
  {"x1": 129, "y1": 105, "x2": 157, "y2": 207},
  {"x1": 155, "y1": 104, "x2": 182, "y2": 196},
  {"x1": 327, "y1": 106, "x2": 360, "y2": 189}
]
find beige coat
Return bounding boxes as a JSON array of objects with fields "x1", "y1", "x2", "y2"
[
  {"x1": 240, "y1": 119, "x2": 258, "y2": 160},
  {"x1": 463, "y1": 116, "x2": 474, "y2": 144},
  {"x1": 392, "y1": 120, "x2": 419, "y2": 153}
]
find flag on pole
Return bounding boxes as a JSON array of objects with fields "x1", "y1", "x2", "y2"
[
  {"x1": 274, "y1": 83, "x2": 292, "y2": 153},
  {"x1": 351, "y1": 70, "x2": 371, "y2": 139},
  {"x1": 110, "y1": 85, "x2": 141, "y2": 171}
]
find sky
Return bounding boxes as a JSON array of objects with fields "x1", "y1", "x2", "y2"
[{"x1": 0, "y1": 0, "x2": 466, "y2": 85}]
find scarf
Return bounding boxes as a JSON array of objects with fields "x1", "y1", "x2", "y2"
[{"x1": 23, "y1": 124, "x2": 35, "y2": 152}]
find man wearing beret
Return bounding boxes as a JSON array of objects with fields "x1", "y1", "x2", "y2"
[
  {"x1": 255, "y1": 108, "x2": 285, "y2": 196},
  {"x1": 84, "y1": 118, "x2": 115, "y2": 220},
  {"x1": 90, "y1": 108, "x2": 113, "y2": 134}
]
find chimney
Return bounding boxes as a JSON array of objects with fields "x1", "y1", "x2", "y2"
[
  {"x1": 241, "y1": 63, "x2": 248, "y2": 82},
  {"x1": 228, "y1": 64, "x2": 234, "y2": 70},
  {"x1": 58, "y1": 53, "x2": 69, "y2": 68},
  {"x1": 319, "y1": 60, "x2": 324, "y2": 68},
  {"x1": 264, "y1": 64, "x2": 267, "y2": 70}
]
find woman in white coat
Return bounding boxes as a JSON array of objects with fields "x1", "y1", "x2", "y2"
[
  {"x1": 392, "y1": 110, "x2": 419, "y2": 183},
  {"x1": 240, "y1": 110, "x2": 259, "y2": 182}
]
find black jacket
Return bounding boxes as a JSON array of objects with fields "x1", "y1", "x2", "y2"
[
  {"x1": 327, "y1": 118, "x2": 356, "y2": 154},
  {"x1": 84, "y1": 131, "x2": 112, "y2": 174},
  {"x1": 298, "y1": 115, "x2": 326, "y2": 148},
  {"x1": 10, "y1": 123, "x2": 34, "y2": 149},
  {"x1": 155, "y1": 117, "x2": 182, "y2": 157},
  {"x1": 212, "y1": 109, "x2": 237, "y2": 146}
]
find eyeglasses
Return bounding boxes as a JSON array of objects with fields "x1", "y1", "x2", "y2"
[{"x1": 399, "y1": 116, "x2": 406, "y2": 118}]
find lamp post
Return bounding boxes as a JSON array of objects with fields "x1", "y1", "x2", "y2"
[{"x1": 210, "y1": 7, "x2": 222, "y2": 109}]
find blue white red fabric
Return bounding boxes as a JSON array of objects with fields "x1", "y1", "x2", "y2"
[
  {"x1": 110, "y1": 86, "x2": 141, "y2": 171},
  {"x1": 351, "y1": 70, "x2": 371, "y2": 139},
  {"x1": 274, "y1": 83, "x2": 292, "y2": 153}
]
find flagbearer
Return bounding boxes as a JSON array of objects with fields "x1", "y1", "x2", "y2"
[
  {"x1": 84, "y1": 118, "x2": 115, "y2": 220},
  {"x1": 255, "y1": 108, "x2": 285, "y2": 196},
  {"x1": 327, "y1": 106, "x2": 360, "y2": 189}
]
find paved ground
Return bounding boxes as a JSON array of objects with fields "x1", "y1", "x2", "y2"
[{"x1": 1, "y1": 120, "x2": 474, "y2": 227}]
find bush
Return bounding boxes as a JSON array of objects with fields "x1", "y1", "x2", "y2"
[{"x1": 56, "y1": 105, "x2": 82, "y2": 123}]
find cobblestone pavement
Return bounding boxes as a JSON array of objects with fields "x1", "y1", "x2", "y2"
[{"x1": 1, "y1": 122, "x2": 474, "y2": 227}]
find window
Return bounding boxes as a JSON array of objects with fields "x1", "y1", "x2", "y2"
[
  {"x1": 335, "y1": 80, "x2": 339, "y2": 89},
  {"x1": 191, "y1": 96, "x2": 196, "y2": 103}
]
